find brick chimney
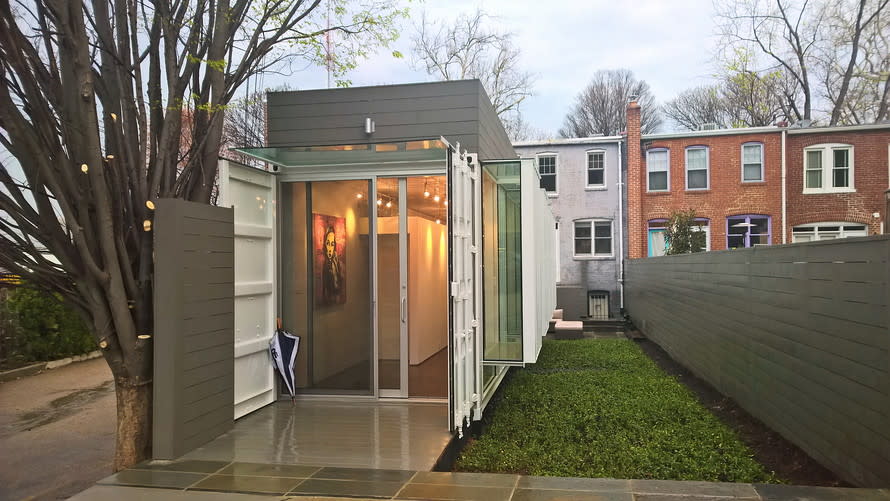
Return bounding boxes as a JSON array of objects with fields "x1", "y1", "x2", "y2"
[{"x1": 625, "y1": 99, "x2": 644, "y2": 259}]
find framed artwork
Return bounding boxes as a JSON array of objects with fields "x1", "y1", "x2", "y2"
[{"x1": 313, "y1": 213, "x2": 346, "y2": 306}]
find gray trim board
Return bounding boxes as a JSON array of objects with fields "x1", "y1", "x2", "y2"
[
  {"x1": 266, "y1": 80, "x2": 516, "y2": 161},
  {"x1": 153, "y1": 198, "x2": 235, "y2": 459}
]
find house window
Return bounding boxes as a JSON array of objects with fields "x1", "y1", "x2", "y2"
[
  {"x1": 792, "y1": 222, "x2": 868, "y2": 242},
  {"x1": 574, "y1": 220, "x2": 612, "y2": 257},
  {"x1": 537, "y1": 154, "x2": 557, "y2": 193},
  {"x1": 727, "y1": 215, "x2": 771, "y2": 248},
  {"x1": 742, "y1": 143, "x2": 764, "y2": 182},
  {"x1": 685, "y1": 146, "x2": 709, "y2": 190},
  {"x1": 648, "y1": 218, "x2": 710, "y2": 257},
  {"x1": 586, "y1": 150, "x2": 605, "y2": 188},
  {"x1": 803, "y1": 144, "x2": 854, "y2": 193},
  {"x1": 647, "y1": 149, "x2": 669, "y2": 192}
]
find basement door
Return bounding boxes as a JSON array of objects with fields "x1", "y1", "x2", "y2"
[{"x1": 218, "y1": 159, "x2": 278, "y2": 419}]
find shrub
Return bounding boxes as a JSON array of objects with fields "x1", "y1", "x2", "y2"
[{"x1": 0, "y1": 286, "x2": 95, "y2": 366}]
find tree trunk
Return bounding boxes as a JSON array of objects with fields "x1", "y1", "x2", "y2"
[{"x1": 113, "y1": 379, "x2": 152, "y2": 471}]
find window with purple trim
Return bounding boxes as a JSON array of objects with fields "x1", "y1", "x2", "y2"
[
  {"x1": 727, "y1": 215, "x2": 771, "y2": 248},
  {"x1": 648, "y1": 218, "x2": 710, "y2": 257}
]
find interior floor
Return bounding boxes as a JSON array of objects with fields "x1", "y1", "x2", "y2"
[
  {"x1": 378, "y1": 347, "x2": 448, "y2": 398},
  {"x1": 181, "y1": 400, "x2": 451, "y2": 471}
]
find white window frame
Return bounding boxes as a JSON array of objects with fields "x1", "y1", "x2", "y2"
[
  {"x1": 646, "y1": 148, "x2": 670, "y2": 192},
  {"x1": 585, "y1": 149, "x2": 606, "y2": 190},
  {"x1": 803, "y1": 143, "x2": 855, "y2": 194},
  {"x1": 741, "y1": 142, "x2": 764, "y2": 182},
  {"x1": 791, "y1": 222, "x2": 868, "y2": 242},
  {"x1": 573, "y1": 219, "x2": 613, "y2": 259},
  {"x1": 536, "y1": 152, "x2": 558, "y2": 197},
  {"x1": 685, "y1": 146, "x2": 709, "y2": 190}
]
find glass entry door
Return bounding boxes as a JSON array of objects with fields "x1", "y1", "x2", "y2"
[{"x1": 377, "y1": 176, "x2": 449, "y2": 398}]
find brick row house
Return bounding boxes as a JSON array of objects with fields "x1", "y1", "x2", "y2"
[
  {"x1": 625, "y1": 100, "x2": 889, "y2": 259},
  {"x1": 517, "y1": 101, "x2": 888, "y2": 321}
]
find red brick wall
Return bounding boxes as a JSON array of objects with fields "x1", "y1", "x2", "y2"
[
  {"x1": 629, "y1": 132, "x2": 784, "y2": 257},
  {"x1": 785, "y1": 130, "x2": 889, "y2": 239},
  {"x1": 626, "y1": 101, "x2": 644, "y2": 259}
]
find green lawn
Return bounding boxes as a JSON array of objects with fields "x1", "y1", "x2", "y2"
[{"x1": 456, "y1": 339, "x2": 778, "y2": 482}]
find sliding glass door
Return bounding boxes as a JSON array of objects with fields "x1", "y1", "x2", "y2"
[{"x1": 377, "y1": 176, "x2": 449, "y2": 398}]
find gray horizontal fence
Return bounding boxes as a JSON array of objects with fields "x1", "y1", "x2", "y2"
[
  {"x1": 153, "y1": 199, "x2": 235, "y2": 459},
  {"x1": 625, "y1": 236, "x2": 889, "y2": 487}
]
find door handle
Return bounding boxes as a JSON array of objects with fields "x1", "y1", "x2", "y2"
[{"x1": 401, "y1": 296, "x2": 407, "y2": 323}]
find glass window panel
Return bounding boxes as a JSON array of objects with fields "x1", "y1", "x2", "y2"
[
  {"x1": 649, "y1": 171, "x2": 668, "y2": 191},
  {"x1": 594, "y1": 222, "x2": 611, "y2": 238},
  {"x1": 540, "y1": 174, "x2": 556, "y2": 192},
  {"x1": 750, "y1": 234, "x2": 770, "y2": 245},
  {"x1": 687, "y1": 148, "x2": 707, "y2": 169},
  {"x1": 743, "y1": 144, "x2": 761, "y2": 163},
  {"x1": 648, "y1": 150, "x2": 668, "y2": 171},
  {"x1": 594, "y1": 238, "x2": 611, "y2": 255},
  {"x1": 806, "y1": 150, "x2": 822, "y2": 170},
  {"x1": 575, "y1": 222, "x2": 591, "y2": 238},
  {"x1": 588, "y1": 169, "x2": 604, "y2": 186},
  {"x1": 833, "y1": 149, "x2": 849, "y2": 168},
  {"x1": 728, "y1": 235, "x2": 745, "y2": 248},
  {"x1": 575, "y1": 239, "x2": 591, "y2": 255},
  {"x1": 751, "y1": 217, "x2": 769, "y2": 235},
  {"x1": 793, "y1": 234, "x2": 813, "y2": 242},
  {"x1": 649, "y1": 229, "x2": 667, "y2": 257},
  {"x1": 482, "y1": 163, "x2": 522, "y2": 362},
  {"x1": 307, "y1": 179, "x2": 373, "y2": 393},
  {"x1": 688, "y1": 169, "x2": 708, "y2": 189},
  {"x1": 833, "y1": 167, "x2": 849, "y2": 187},
  {"x1": 843, "y1": 225, "x2": 866, "y2": 231},
  {"x1": 743, "y1": 164, "x2": 763, "y2": 181},
  {"x1": 806, "y1": 169, "x2": 822, "y2": 189}
]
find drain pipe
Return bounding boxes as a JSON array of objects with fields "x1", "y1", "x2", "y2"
[
  {"x1": 617, "y1": 140, "x2": 625, "y2": 311},
  {"x1": 781, "y1": 129, "x2": 787, "y2": 244}
]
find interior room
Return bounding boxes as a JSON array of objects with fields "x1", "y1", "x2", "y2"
[{"x1": 279, "y1": 175, "x2": 448, "y2": 398}]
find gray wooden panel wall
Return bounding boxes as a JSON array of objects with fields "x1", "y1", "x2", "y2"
[
  {"x1": 625, "y1": 236, "x2": 889, "y2": 487},
  {"x1": 153, "y1": 199, "x2": 235, "y2": 459},
  {"x1": 266, "y1": 80, "x2": 515, "y2": 160}
]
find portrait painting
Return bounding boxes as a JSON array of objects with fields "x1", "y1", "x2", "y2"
[{"x1": 313, "y1": 213, "x2": 346, "y2": 306}]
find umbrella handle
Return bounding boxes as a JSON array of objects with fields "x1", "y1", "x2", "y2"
[{"x1": 276, "y1": 317, "x2": 282, "y2": 330}]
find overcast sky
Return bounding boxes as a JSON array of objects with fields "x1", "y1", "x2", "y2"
[{"x1": 265, "y1": 0, "x2": 723, "y2": 134}]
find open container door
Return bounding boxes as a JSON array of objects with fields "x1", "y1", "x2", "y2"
[
  {"x1": 218, "y1": 159, "x2": 278, "y2": 419},
  {"x1": 447, "y1": 145, "x2": 481, "y2": 436}
]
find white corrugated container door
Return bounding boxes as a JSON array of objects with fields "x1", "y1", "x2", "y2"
[
  {"x1": 218, "y1": 159, "x2": 278, "y2": 419},
  {"x1": 447, "y1": 148, "x2": 480, "y2": 435}
]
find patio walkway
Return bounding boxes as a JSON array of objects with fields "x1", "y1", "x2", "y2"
[
  {"x1": 180, "y1": 399, "x2": 452, "y2": 471},
  {"x1": 76, "y1": 461, "x2": 890, "y2": 500}
]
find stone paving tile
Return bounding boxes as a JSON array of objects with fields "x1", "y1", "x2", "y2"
[
  {"x1": 410, "y1": 471, "x2": 519, "y2": 487},
  {"x1": 96, "y1": 469, "x2": 207, "y2": 489},
  {"x1": 189, "y1": 474, "x2": 304, "y2": 494},
  {"x1": 289, "y1": 478, "x2": 405, "y2": 498},
  {"x1": 632, "y1": 479, "x2": 759, "y2": 498},
  {"x1": 312, "y1": 466, "x2": 416, "y2": 482},
  {"x1": 633, "y1": 495, "x2": 759, "y2": 501},
  {"x1": 131, "y1": 459, "x2": 231, "y2": 474},
  {"x1": 754, "y1": 483, "x2": 890, "y2": 500},
  {"x1": 511, "y1": 488, "x2": 634, "y2": 500},
  {"x1": 395, "y1": 482, "x2": 514, "y2": 500},
  {"x1": 70, "y1": 485, "x2": 281, "y2": 500},
  {"x1": 218, "y1": 462, "x2": 320, "y2": 478},
  {"x1": 517, "y1": 476, "x2": 630, "y2": 491}
]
